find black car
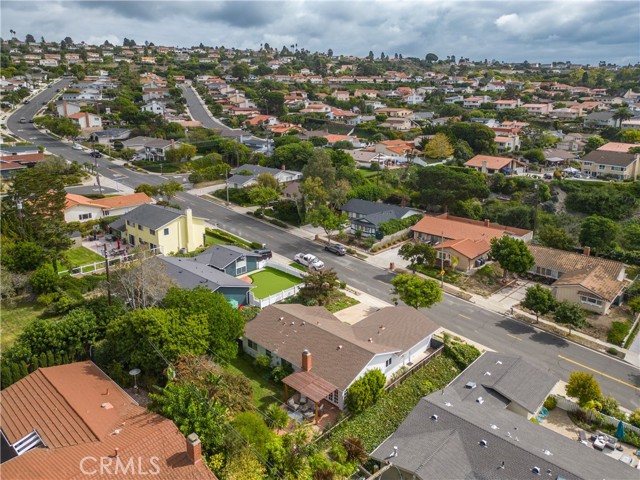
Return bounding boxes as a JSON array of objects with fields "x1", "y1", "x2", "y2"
[
  {"x1": 23, "y1": 100, "x2": 30, "y2": 104},
  {"x1": 324, "y1": 243, "x2": 347, "y2": 256},
  {"x1": 253, "y1": 248, "x2": 272, "y2": 259},
  {"x1": 89, "y1": 151, "x2": 103, "y2": 158}
]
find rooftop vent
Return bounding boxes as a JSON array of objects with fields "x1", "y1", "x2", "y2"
[
  {"x1": 479, "y1": 439, "x2": 488, "y2": 447},
  {"x1": 490, "y1": 424, "x2": 499, "y2": 430},
  {"x1": 543, "y1": 449, "x2": 552, "y2": 456},
  {"x1": 484, "y1": 371, "x2": 492, "y2": 376},
  {"x1": 12, "y1": 430, "x2": 45, "y2": 456},
  {"x1": 279, "y1": 317, "x2": 284, "y2": 321},
  {"x1": 532, "y1": 466, "x2": 541, "y2": 475},
  {"x1": 368, "y1": 338, "x2": 373, "y2": 342},
  {"x1": 476, "y1": 397, "x2": 484, "y2": 404},
  {"x1": 431, "y1": 414, "x2": 438, "y2": 421},
  {"x1": 101, "y1": 402, "x2": 113, "y2": 410},
  {"x1": 546, "y1": 469, "x2": 552, "y2": 476},
  {"x1": 465, "y1": 381, "x2": 477, "y2": 389},
  {"x1": 392, "y1": 446, "x2": 398, "y2": 457},
  {"x1": 444, "y1": 402, "x2": 453, "y2": 407},
  {"x1": 290, "y1": 321, "x2": 295, "y2": 326},
  {"x1": 337, "y1": 345, "x2": 343, "y2": 350},
  {"x1": 301, "y1": 321, "x2": 306, "y2": 326},
  {"x1": 496, "y1": 360, "x2": 503, "y2": 365}
]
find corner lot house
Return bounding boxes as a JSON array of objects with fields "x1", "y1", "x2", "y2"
[
  {"x1": 64, "y1": 192, "x2": 154, "y2": 222},
  {"x1": 370, "y1": 352, "x2": 633, "y2": 480},
  {"x1": 528, "y1": 245, "x2": 626, "y2": 314},
  {"x1": 0, "y1": 361, "x2": 215, "y2": 479},
  {"x1": 411, "y1": 214, "x2": 532, "y2": 271},
  {"x1": 340, "y1": 198, "x2": 421, "y2": 238},
  {"x1": 109, "y1": 204, "x2": 205, "y2": 253},
  {"x1": 243, "y1": 304, "x2": 439, "y2": 410}
]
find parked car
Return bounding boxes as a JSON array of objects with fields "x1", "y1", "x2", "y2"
[
  {"x1": 23, "y1": 100, "x2": 30, "y2": 104},
  {"x1": 543, "y1": 173, "x2": 553, "y2": 180},
  {"x1": 89, "y1": 151, "x2": 103, "y2": 158},
  {"x1": 324, "y1": 243, "x2": 347, "y2": 256},
  {"x1": 55, "y1": 88, "x2": 61, "y2": 92},
  {"x1": 72, "y1": 143, "x2": 83, "y2": 150},
  {"x1": 294, "y1": 253, "x2": 324, "y2": 270},
  {"x1": 19, "y1": 117, "x2": 27, "y2": 124},
  {"x1": 253, "y1": 248, "x2": 272, "y2": 259}
]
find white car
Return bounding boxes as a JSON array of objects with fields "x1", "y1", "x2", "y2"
[
  {"x1": 72, "y1": 143, "x2": 83, "y2": 150},
  {"x1": 294, "y1": 253, "x2": 325, "y2": 270}
]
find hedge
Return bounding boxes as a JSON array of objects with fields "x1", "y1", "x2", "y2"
[{"x1": 378, "y1": 214, "x2": 422, "y2": 236}]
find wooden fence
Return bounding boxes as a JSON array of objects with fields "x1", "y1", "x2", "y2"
[{"x1": 553, "y1": 394, "x2": 640, "y2": 435}]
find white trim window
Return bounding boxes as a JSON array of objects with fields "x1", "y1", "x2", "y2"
[{"x1": 580, "y1": 295, "x2": 603, "y2": 307}]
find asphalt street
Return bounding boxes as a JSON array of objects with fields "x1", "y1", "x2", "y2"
[
  {"x1": 5, "y1": 80, "x2": 639, "y2": 411},
  {"x1": 179, "y1": 83, "x2": 243, "y2": 137}
]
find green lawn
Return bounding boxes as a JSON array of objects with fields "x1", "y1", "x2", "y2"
[
  {"x1": 1, "y1": 299, "x2": 60, "y2": 351},
  {"x1": 60, "y1": 247, "x2": 104, "y2": 272},
  {"x1": 204, "y1": 229, "x2": 252, "y2": 248},
  {"x1": 288, "y1": 262, "x2": 307, "y2": 272},
  {"x1": 225, "y1": 354, "x2": 281, "y2": 410},
  {"x1": 248, "y1": 267, "x2": 302, "y2": 299}
]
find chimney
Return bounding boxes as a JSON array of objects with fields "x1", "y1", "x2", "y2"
[
  {"x1": 281, "y1": 163, "x2": 286, "y2": 171},
  {"x1": 484, "y1": 219, "x2": 490, "y2": 227},
  {"x1": 481, "y1": 160, "x2": 488, "y2": 173},
  {"x1": 301, "y1": 349, "x2": 312, "y2": 371},
  {"x1": 583, "y1": 246, "x2": 590, "y2": 256},
  {"x1": 184, "y1": 208, "x2": 194, "y2": 251},
  {"x1": 186, "y1": 433, "x2": 202, "y2": 465}
]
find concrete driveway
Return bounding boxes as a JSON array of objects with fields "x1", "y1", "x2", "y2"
[{"x1": 488, "y1": 279, "x2": 540, "y2": 309}]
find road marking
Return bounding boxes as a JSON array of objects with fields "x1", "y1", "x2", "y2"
[
  {"x1": 459, "y1": 314, "x2": 471, "y2": 320},
  {"x1": 558, "y1": 355, "x2": 640, "y2": 391},
  {"x1": 506, "y1": 334, "x2": 523, "y2": 341}
]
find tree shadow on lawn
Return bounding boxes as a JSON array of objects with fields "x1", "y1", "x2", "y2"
[{"x1": 496, "y1": 318, "x2": 569, "y2": 348}]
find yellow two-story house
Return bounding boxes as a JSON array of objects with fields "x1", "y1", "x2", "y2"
[{"x1": 110, "y1": 204, "x2": 206, "y2": 254}]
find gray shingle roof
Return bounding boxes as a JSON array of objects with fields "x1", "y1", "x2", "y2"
[
  {"x1": 580, "y1": 150, "x2": 637, "y2": 168},
  {"x1": 195, "y1": 244, "x2": 260, "y2": 270},
  {"x1": 227, "y1": 174, "x2": 255, "y2": 186},
  {"x1": 110, "y1": 204, "x2": 200, "y2": 230},
  {"x1": 158, "y1": 256, "x2": 254, "y2": 291},
  {"x1": 232, "y1": 163, "x2": 282, "y2": 176},
  {"x1": 341, "y1": 198, "x2": 420, "y2": 218},
  {"x1": 371, "y1": 352, "x2": 634, "y2": 480}
]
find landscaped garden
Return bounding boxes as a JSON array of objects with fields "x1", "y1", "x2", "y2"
[
  {"x1": 59, "y1": 246, "x2": 104, "y2": 272},
  {"x1": 225, "y1": 353, "x2": 281, "y2": 410},
  {"x1": 248, "y1": 267, "x2": 302, "y2": 299}
]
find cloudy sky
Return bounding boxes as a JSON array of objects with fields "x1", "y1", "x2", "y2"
[{"x1": 3, "y1": 0, "x2": 639, "y2": 64}]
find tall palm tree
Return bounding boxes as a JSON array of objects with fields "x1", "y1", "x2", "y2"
[{"x1": 612, "y1": 107, "x2": 633, "y2": 128}]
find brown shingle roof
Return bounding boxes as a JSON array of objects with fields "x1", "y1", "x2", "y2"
[
  {"x1": 553, "y1": 266, "x2": 624, "y2": 301},
  {"x1": 529, "y1": 245, "x2": 624, "y2": 279},
  {"x1": 244, "y1": 305, "x2": 438, "y2": 390},
  {"x1": 0, "y1": 362, "x2": 216, "y2": 480}
]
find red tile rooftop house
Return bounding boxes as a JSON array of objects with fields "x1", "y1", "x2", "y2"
[{"x1": 0, "y1": 361, "x2": 216, "y2": 479}]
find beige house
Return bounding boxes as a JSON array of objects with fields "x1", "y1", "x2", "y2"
[
  {"x1": 578, "y1": 143, "x2": 640, "y2": 180},
  {"x1": 528, "y1": 245, "x2": 626, "y2": 315}
]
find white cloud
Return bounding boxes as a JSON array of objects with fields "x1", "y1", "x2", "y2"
[{"x1": 494, "y1": 13, "x2": 524, "y2": 35}]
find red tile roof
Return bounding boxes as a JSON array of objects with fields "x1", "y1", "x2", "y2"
[
  {"x1": 438, "y1": 238, "x2": 492, "y2": 259},
  {"x1": 412, "y1": 213, "x2": 531, "y2": 241},
  {"x1": 597, "y1": 142, "x2": 637, "y2": 153},
  {"x1": 65, "y1": 192, "x2": 153, "y2": 211},
  {"x1": 0, "y1": 362, "x2": 216, "y2": 480},
  {"x1": 465, "y1": 155, "x2": 513, "y2": 170}
]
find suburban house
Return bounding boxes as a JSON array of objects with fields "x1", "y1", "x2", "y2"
[
  {"x1": 0, "y1": 361, "x2": 215, "y2": 479},
  {"x1": 370, "y1": 352, "x2": 633, "y2": 480},
  {"x1": 340, "y1": 198, "x2": 422, "y2": 238},
  {"x1": 55, "y1": 101, "x2": 81, "y2": 117},
  {"x1": 243, "y1": 304, "x2": 439, "y2": 410},
  {"x1": 89, "y1": 128, "x2": 131, "y2": 145},
  {"x1": 521, "y1": 103, "x2": 553, "y2": 115},
  {"x1": 227, "y1": 164, "x2": 302, "y2": 189},
  {"x1": 494, "y1": 135, "x2": 521, "y2": 152},
  {"x1": 158, "y1": 255, "x2": 254, "y2": 306},
  {"x1": 0, "y1": 145, "x2": 44, "y2": 165},
  {"x1": 194, "y1": 244, "x2": 266, "y2": 276},
  {"x1": 465, "y1": 155, "x2": 526, "y2": 175},
  {"x1": 122, "y1": 136, "x2": 179, "y2": 161},
  {"x1": 579, "y1": 146, "x2": 639, "y2": 180},
  {"x1": 64, "y1": 192, "x2": 154, "y2": 222},
  {"x1": 109, "y1": 204, "x2": 206, "y2": 254},
  {"x1": 583, "y1": 111, "x2": 617, "y2": 128},
  {"x1": 68, "y1": 111, "x2": 103, "y2": 130},
  {"x1": 411, "y1": 214, "x2": 533, "y2": 271},
  {"x1": 494, "y1": 99, "x2": 521, "y2": 110},
  {"x1": 528, "y1": 245, "x2": 626, "y2": 315}
]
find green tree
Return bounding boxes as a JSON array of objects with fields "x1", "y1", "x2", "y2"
[
  {"x1": 265, "y1": 403, "x2": 290, "y2": 430},
  {"x1": 399, "y1": 242, "x2": 437, "y2": 273},
  {"x1": 554, "y1": 301, "x2": 587, "y2": 334},
  {"x1": 164, "y1": 143, "x2": 197, "y2": 162},
  {"x1": 29, "y1": 264, "x2": 59, "y2": 293},
  {"x1": 584, "y1": 136, "x2": 607, "y2": 154},
  {"x1": 345, "y1": 369, "x2": 386, "y2": 413},
  {"x1": 35, "y1": 116, "x2": 80, "y2": 140},
  {"x1": 302, "y1": 149, "x2": 336, "y2": 190},
  {"x1": 391, "y1": 274, "x2": 442, "y2": 309},
  {"x1": 231, "y1": 62, "x2": 251, "y2": 81},
  {"x1": 306, "y1": 205, "x2": 347, "y2": 244},
  {"x1": 423, "y1": 133, "x2": 454, "y2": 159},
  {"x1": 612, "y1": 107, "x2": 633, "y2": 128},
  {"x1": 620, "y1": 220, "x2": 640, "y2": 251},
  {"x1": 619, "y1": 130, "x2": 640, "y2": 144},
  {"x1": 1, "y1": 241, "x2": 48, "y2": 273},
  {"x1": 565, "y1": 371, "x2": 602, "y2": 407},
  {"x1": 411, "y1": 165, "x2": 489, "y2": 210},
  {"x1": 522, "y1": 149, "x2": 546, "y2": 163},
  {"x1": 521, "y1": 284, "x2": 556, "y2": 323},
  {"x1": 537, "y1": 225, "x2": 575, "y2": 251},
  {"x1": 300, "y1": 268, "x2": 340, "y2": 306},
  {"x1": 425, "y1": 53, "x2": 438, "y2": 63},
  {"x1": 262, "y1": 91, "x2": 285, "y2": 116},
  {"x1": 134, "y1": 183, "x2": 159, "y2": 196},
  {"x1": 449, "y1": 122, "x2": 496, "y2": 154},
  {"x1": 299, "y1": 176, "x2": 329, "y2": 209},
  {"x1": 163, "y1": 287, "x2": 245, "y2": 362},
  {"x1": 222, "y1": 447, "x2": 266, "y2": 480},
  {"x1": 158, "y1": 179, "x2": 184, "y2": 199},
  {"x1": 267, "y1": 141, "x2": 314, "y2": 171},
  {"x1": 230, "y1": 411, "x2": 274, "y2": 458},
  {"x1": 489, "y1": 236, "x2": 535, "y2": 280},
  {"x1": 256, "y1": 173, "x2": 279, "y2": 190},
  {"x1": 249, "y1": 185, "x2": 279, "y2": 212},
  {"x1": 579, "y1": 215, "x2": 620, "y2": 253}
]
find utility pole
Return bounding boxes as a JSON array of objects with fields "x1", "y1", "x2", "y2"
[
  {"x1": 440, "y1": 231, "x2": 445, "y2": 288},
  {"x1": 103, "y1": 244, "x2": 112, "y2": 305}
]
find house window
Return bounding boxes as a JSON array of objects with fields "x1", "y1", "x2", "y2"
[
  {"x1": 138, "y1": 224, "x2": 143, "y2": 231},
  {"x1": 385, "y1": 358, "x2": 392, "y2": 368},
  {"x1": 535, "y1": 266, "x2": 553, "y2": 277},
  {"x1": 247, "y1": 339, "x2": 257, "y2": 350},
  {"x1": 149, "y1": 229, "x2": 156, "y2": 235},
  {"x1": 265, "y1": 349, "x2": 272, "y2": 358},
  {"x1": 79, "y1": 213, "x2": 92, "y2": 220},
  {"x1": 126, "y1": 220, "x2": 132, "y2": 226},
  {"x1": 598, "y1": 164, "x2": 606, "y2": 170},
  {"x1": 327, "y1": 389, "x2": 339, "y2": 405},
  {"x1": 103, "y1": 211, "x2": 110, "y2": 216},
  {"x1": 580, "y1": 295, "x2": 603, "y2": 306},
  {"x1": 163, "y1": 228, "x2": 170, "y2": 235}
]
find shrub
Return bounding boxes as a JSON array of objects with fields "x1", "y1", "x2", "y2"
[
  {"x1": 607, "y1": 321, "x2": 631, "y2": 345},
  {"x1": 265, "y1": 402, "x2": 290, "y2": 430},
  {"x1": 271, "y1": 362, "x2": 293, "y2": 383},
  {"x1": 363, "y1": 238, "x2": 375, "y2": 249},
  {"x1": 345, "y1": 369, "x2": 386, "y2": 413},
  {"x1": 30, "y1": 265, "x2": 59, "y2": 293},
  {"x1": 254, "y1": 354, "x2": 271, "y2": 370},
  {"x1": 629, "y1": 408, "x2": 640, "y2": 429},
  {"x1": 543, "y1": 396, "x2": 557, "y2": 411},
  {"x1": 268, "y1": 218, "x2": 289, "y2": 229},
  {"x1": 230, "y1": 412, "x2": 274, "y2": 458},
  {"x1": 444, "y1": 342, "x2": 481, "y2": 370},
  {"x1": 607, "y1": 347, "x2": 620, "y2": 356}
]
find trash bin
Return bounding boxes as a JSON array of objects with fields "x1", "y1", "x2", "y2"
[{"x1": 390, "y1": 262, "x2": 395, "y2": 271}]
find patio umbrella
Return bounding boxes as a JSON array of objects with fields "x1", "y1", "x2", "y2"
[{"x1": 615, "y1": 420, "x2": 625, "y2": 440}]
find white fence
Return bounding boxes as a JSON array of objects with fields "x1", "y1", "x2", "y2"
[
  {"x1": 248, "y1": 284, "x2": 303, "y2": 308},
  {"x1": 58, "y1": 248, "x2": 163, "y2": 276},
  {"x1": 553, "y1": 394, "x2": 640, "y2": 435},
  {"x1": 265, "y1": 260, "x2": 307, "y2": 279}
]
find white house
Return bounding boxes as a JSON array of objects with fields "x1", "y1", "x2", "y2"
[
  {"x1": 227, "y1": 164, "x2": 303, "y2": 189},
  {"x1": 68, "y1": 112, "x2": 102, "y2": 130},
  {"x1": 463, "y1": 96, "x2": 491, "y2": 108},
  {"x1": 56, "y1": 101, "x2": 82, "y2": 118},
  {"x1": 243, "y1": 304, "x2": 439, "y2": 410},
  {"x1": 64, "y1": 192, "x2": 154, "y2": 222},
  {"x1": 141, "y1": 100, "x2": 166, "y2": 115}
]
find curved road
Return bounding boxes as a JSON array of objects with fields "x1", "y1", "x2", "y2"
[{"x1": 6, "y1": 83, "x2": 639, "y2": 410}]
